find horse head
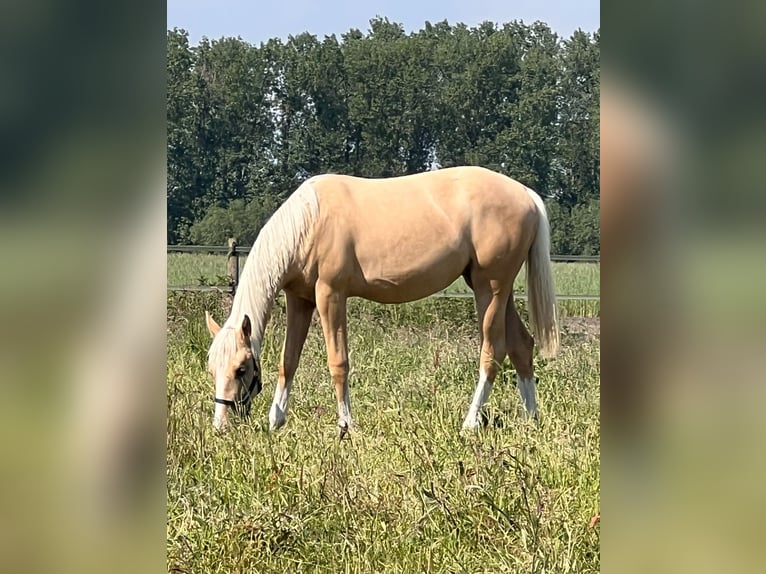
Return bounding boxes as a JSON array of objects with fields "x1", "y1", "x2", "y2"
[{"x1": 205, "y1": 312, "x2": 261, "y2": 430}]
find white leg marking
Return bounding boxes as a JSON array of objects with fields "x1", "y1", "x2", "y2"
[
  {"x1": 269, "y1": 380, "x2": 292, "y2": 430},
  {"x1": 337, "y1": 386, "x2": 353, "y2": 429},
  {"x1": 517, "y1": 375, "x2": 538, "y2": 418},
  {"x1": 462, "y1": 369, "x2": 493, "y2": 430}
]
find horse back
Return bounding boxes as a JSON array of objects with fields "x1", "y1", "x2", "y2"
[{"x1": 302, "y1": 167, "x2": 538, "y2": 301}]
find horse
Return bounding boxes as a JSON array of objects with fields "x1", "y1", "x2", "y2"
[{"x1": 204, "y1": 165, "x2": 559, "y2": 433}]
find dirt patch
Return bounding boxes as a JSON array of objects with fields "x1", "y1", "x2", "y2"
[{"x1": 561, "y1": 317, "x2": 600, "y2": 342}]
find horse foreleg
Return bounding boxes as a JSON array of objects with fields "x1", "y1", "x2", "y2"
[
  {"x1": 316, "y1": 284, "x2": 352, "y2": 434},
  {"x1": 269, "y1": 293, "x2": 314, "y2": 430}
]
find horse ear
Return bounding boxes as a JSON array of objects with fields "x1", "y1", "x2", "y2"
[
  {"x1": 205, "y1": 311, "x2": 221, "y2": 338},
  {"x1": 241, "y1": 314, "x2": 252, "y2": 340}
]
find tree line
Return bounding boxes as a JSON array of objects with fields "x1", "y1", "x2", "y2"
[{"x1": 167, "y1": 18, "x2": 599, "y2": 254}]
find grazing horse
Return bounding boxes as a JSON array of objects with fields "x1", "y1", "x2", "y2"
[{"x1": 205, "y1": 166, "x2": 559, "y2": 433}]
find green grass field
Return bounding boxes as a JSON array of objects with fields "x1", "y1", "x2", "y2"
[{"x1": 167, "y1": 292, "x2": 600, "y2": 573}]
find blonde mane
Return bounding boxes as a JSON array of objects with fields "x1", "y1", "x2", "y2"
[{"x1": 208, "y1": 181, "x2": 319, "y2": 364}]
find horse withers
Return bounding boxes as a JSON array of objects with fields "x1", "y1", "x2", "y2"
[{"x1": 204, "y1": 166, "x2": 559, "y2": 433}]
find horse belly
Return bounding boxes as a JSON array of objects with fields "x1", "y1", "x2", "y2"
[{"x1": 353, "y1": 249, "x2": 466, "y2": 304}]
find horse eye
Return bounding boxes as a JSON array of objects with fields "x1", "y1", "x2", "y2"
[{"x1": 236, "y1": 366, "x2": 246, "y2": 378}]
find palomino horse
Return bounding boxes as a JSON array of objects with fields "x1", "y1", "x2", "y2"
[{"x1": 205, "y1": 166, "x2": 559, "y2": 433}]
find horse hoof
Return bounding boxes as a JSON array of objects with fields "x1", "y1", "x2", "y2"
[{"x1": 338, "y1": 421, "x2": 350, "y2": 439}]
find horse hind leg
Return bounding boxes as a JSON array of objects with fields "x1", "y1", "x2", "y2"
[
  {"x1": 506, "y1": 297, "x2": 538, "y2": 419},
  {"x1": 462, "y1": 282, "x2": 510, "y2": 430}
]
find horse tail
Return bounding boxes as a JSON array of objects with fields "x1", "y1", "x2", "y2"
[{"x1": 525, "y1": 188, "x2": 560, "y2": 358}]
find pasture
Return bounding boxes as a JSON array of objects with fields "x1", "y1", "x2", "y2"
[{"x1": 167, "y1": 290, "x2": 600, "y2": 572}]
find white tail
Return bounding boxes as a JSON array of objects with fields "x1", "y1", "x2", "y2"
[{"x1": 525, "y1": 188, "x2": 560, "y2": 358}]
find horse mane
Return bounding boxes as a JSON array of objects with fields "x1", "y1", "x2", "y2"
[{"x1": 209, "y1": 180, "x2": 319, "y2": 362}]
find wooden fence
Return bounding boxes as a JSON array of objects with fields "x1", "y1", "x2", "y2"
[{"x1": 168, "y1": 242, "x2": 600, "y2": 301}]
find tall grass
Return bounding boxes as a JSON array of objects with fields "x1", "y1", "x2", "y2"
[{"x1": 167, "y1": 293, "x2": 600, "y2": 573}]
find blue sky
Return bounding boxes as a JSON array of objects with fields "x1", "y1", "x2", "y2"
[{"x1": 167, "y1": 0, "x2": 599, "y2": 46}]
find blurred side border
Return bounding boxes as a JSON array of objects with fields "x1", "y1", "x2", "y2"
[
  {"x1": 602, "y1": 1, "x2": 766, "y2": 572},
  {"x1": 0, "y1": 1, "x2": 166, "y2": 573}
]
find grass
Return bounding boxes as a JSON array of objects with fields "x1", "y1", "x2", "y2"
[
  {"x1": 167, "y1": 253, "x2": 232, "y2": 287},
  {"x1": 167, "y1": 292, "x2": 600, "y2": 573}
]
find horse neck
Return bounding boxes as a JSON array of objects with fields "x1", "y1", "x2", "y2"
[
  {"x1": 227, "y1": 237, "x2": 288, "y2": 353},
  {"x1": 226, "y1": 181, "x2": 318, "y2": 351}
]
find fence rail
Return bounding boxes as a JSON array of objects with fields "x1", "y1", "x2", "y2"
[{"x1": 167, "y1": 243, "x2": 599, "y2": 300}]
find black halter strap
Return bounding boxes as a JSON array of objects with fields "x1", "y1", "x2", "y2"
[
  {"x1": 213, "y1": 370, "x2": 260, "y2": 409},
  {"x1": 213, "y1": 396, "x2": 238, "y2": 408}
]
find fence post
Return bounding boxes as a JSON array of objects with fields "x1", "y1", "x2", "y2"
[{"x1": 226, "y1": 237, "x2": 239, "y2": 298}]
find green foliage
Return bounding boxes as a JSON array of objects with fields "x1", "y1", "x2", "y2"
[
  {"x1": 188, "y1": 194, "x2": 279, "y2": 246},
  {"x1": 548, "y1": 199, "x2": 601, "y2": 256},
  {"x1": 569, "y1": 200, "x2": 601, "y2": 256},
  {"x1": 167, "y1": 21, "x2": 600, "y2": 254}
]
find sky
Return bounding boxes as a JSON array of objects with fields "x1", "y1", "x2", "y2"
[{"x1": 167, "y1": 0, "x2": 600, "y2": 46}]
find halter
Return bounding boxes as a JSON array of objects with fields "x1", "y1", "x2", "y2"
[{"x1": 213, "y1": 360, "x2": 261, "y2": 411}]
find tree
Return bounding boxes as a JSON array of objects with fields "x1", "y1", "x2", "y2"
[
  {"x1": 344, "y1": 17, "x2": 412, "y2": 176},
  {"x1": 494, "y1": 22, "x2": 561, "y2": 192},
  {"x1": 189, "y1": 194, "x2": 279, "y2": 246},
  {"x1": 166, "y1": 20, "x2": 601, "y2": 254},
  {"x1": 556, "y1": 29, "x2": 600, "y2": 207},
  {"x1": 167, "y1": 28, "x2": 200, "y2": 243}
]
